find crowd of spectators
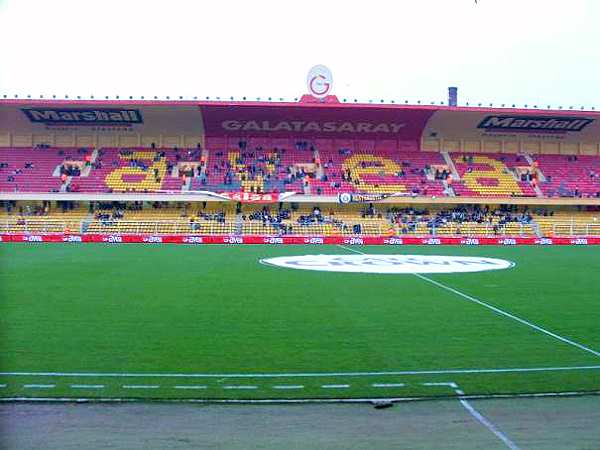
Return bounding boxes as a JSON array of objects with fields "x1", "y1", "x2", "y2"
[
  {"x1": 238, "y1": 204, "x2": 352, "y2": 235},
  {"x1": 91, "y1": 201, "x2": 143, "y2": 224},
  {"x1": 209, "y1": 145, "x2": 286, "y2": 189},
  {"x1": 205, "y1": 140, "x2": 314, "y2": 193},
  {"x1": 2, "y1": 163, "x2": 33, "y2": 184},
  {"x1": 60, "y1": 163, "x2": 81, "y2": 177},
  {"x1": 189, "y1": 211, "x2": 226, "y2": 230},
  {"x1": 2, "y1": 201, "x2": 49, "y2": 216},
  {"x1": 243, "y1": 206, "x2": 292, "y2": 233},
  {"x1": 433, "y1": 168, "x2": 451, "y2": 181},
  {"x1": 296, "y1": 206, "x2": 350, "y2": 233},
  {"x1": 387, "y1": 204, "x2": 537, "y2": 235},
  {"x1": 314, "y1": 148, "x2": 436, "y2": 196},
  {"x1": 94, "y1": 206, "x2": 124, "y2": 223},
  {"x1": 1, "y1": 200, "x2": 81, "y2": 222},
  {"x1": 196, "y1": 211, "x2": 225, "y2": 222}
]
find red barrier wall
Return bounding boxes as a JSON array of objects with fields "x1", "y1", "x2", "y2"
[{"x1": 1, "y1": 234, "x2": 598, "y2": 246}]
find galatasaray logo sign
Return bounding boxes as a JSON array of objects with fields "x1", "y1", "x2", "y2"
[
  {"x1": 260, "y1": 255, "x2": 514, "y2": 274},
  {"x1": 307, "y1": 65, "x2": 333, "y2": 99}
]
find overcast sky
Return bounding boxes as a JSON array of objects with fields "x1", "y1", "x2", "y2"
[{"x1": 0, "y1": 0, "x2": 599, "y2": 108}]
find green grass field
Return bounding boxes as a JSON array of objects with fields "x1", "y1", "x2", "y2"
[{"x1": 1, "y1": 243, "x2": 599, "y2": 400}]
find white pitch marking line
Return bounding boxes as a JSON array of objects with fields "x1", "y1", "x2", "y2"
[
  {"x1": 174, "y1": 385, "x2": 207, "y2": 390},
  {"x1": 322, "y1": 384, "x2": 350, "y2": 389},
  {"x1": 423, "y1": 382, "x2": 458, "y2": 388},
  {"x1": 273, "y1": 385, "x2": 304, "y2": 390},
  {"x1": 70, "y1": 384, "x2": 104, "y2": 389},
  {"x1": 223, "y1": 385, "x2": 258, "y2": 390},
  {"x1": 23, "y1": 384, "x2": 55, "y2": 389},
  {"x1": 372, "y1": 383, "x2": 405, "y2": 388},
  {"x1": 0, "y1": 384, "x2": 7, "y2": 388},
  {"x1": 419, "y1": 380, "x2": 521, "y2": 450},
  {"x1": 338, "y1": 244, "x2": 600, "y2": 359},
  {"x1": 2, "y1": 365, "x2": 599, "y2": 378},
  {"x1": 414, "y1": 272, "x2": 600, "y2": 358},
  {"x1": 457, "y1": 389, "x2": 521, "y2": 450},
  {"x1": 122, "y1": 385, "x2": 159, "y2": 389},
  {"x1": 337, "y1": 244, "x2": 365, "y2": 255}
]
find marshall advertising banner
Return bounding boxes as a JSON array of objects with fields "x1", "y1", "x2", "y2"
[
  {"x1": 424, "y1": 109, "x2": 600, "y2": 144},
  {"x1": 0, "y1": 101, "x2": 206, "y2": 135}
]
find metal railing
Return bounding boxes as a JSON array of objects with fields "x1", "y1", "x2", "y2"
[
  {"x1": 0, "y1": 219, "x2": 80, "y2": 234},
  {"x1": 1, "y1": 218, "x2": 599, "y2": 237},
  {"x1": 552, "y1": 223, "x2": 600, "y2": 236}
]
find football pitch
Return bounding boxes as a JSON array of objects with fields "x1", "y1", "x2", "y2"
[{"x1": 1, "y1": 243, "x2": 599, "y2": 401}]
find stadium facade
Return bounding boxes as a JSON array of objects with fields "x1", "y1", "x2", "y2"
[{"x1": 1, "y1": 97, "x2": 599, "y2": 245}]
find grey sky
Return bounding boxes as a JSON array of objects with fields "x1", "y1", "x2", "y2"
[{"x1": 0, "y1": 0, "x2": 599, "y2": 108}]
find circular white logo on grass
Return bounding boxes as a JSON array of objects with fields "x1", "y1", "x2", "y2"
[{"x1": 260, "y1": 255, "x2": 514, "y2": 274}]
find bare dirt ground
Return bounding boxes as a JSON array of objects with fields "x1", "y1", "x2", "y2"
[{"x1": 1, "y1": 395, "x2": 599, "y2": 450}]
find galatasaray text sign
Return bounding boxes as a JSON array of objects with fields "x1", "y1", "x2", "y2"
[{"x1": 200, "y1": 104, "x2": 435, "y2": 139}]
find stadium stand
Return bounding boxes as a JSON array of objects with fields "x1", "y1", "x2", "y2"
[
  {"x1": 0, "y1": 146, "x2": 91, "y2": 193},
  {"x1": 533, "y1": 154, "x2": 600, "y2": 198},
  {"x1": 2, "y1": 144, "x2": 600, "y2": 201},
  {"x1": 75, "y1": 148, "x2": 198, "y2": 193},
  {"x1": 2, "y1": 200, "x2": 598, "y2": 237},
  {"x1": 313, "y1": 147, "x2": 448, "y2": 196},
  {"x1": 450, "y1": 153, "x2": 538, "y2": 198},
  {"x1": 0, "y1": 201, "x2": 88, "y2": 233},
  {"x1": 1, "y1": 99, "x2": 599, "y2": 241},
  {"x1": 196, "y1": 138, "x2": 308, "y2": 194}
]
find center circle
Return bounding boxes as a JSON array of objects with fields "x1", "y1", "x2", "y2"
[{"x1": 260, "y1": 255, "x2": 515, "y2": 274}]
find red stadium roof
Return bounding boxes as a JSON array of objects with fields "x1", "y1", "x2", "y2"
[{"x1": 1, "y1": 98, "x2": 600, "y2": 144}]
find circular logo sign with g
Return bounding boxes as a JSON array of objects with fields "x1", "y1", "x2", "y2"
[{"x1": 307, "y1": 65, "x2": 333, "y2": 99}]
